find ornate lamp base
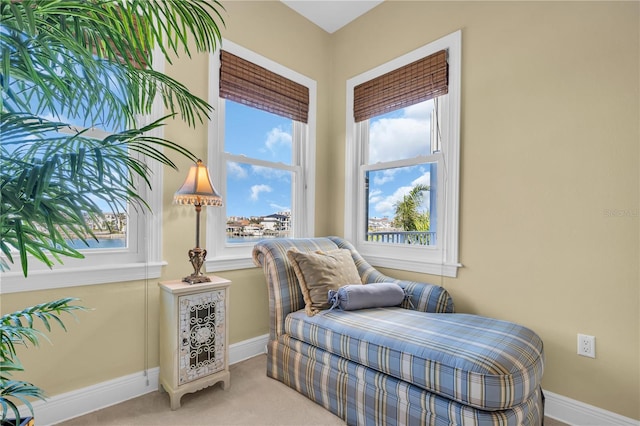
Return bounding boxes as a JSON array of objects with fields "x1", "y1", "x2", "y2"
[
  {"x1": 183, "y1": 274, "x2": 212, "y2": 284},
  {"x1": 183, "y1": 247, "x2": 211, "y2": 284}
]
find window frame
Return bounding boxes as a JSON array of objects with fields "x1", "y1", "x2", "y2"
[
  {"x1": 344, "y1": 30, "x2": 462, "y2": 277},
  {"x1": 206, "y1": 40, "x2": 316, "y2": 271},
  {"x1": 0, "y1": 48, "x2": 167, "y2": 294}
]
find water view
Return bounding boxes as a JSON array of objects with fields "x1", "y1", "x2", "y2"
[
  {"x1": 226, "y1": 235, "x2": 278, "y2": 244},
  {"x1": 67, "y1": 237, "x2": 126, "y2": 249}
]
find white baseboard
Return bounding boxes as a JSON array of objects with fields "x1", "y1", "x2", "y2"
[
  {"x1": 544, "y1": 390, "x2": 639, "y2": 426},
  {"x1": 26, "y1": 334, "x2": 269, "y2": 426},
  {"x1": 24, "y1": 368, "x2": 161, "y2": 426},
  {"x1": 21, "y1": 336, "x2": 639, "y2": 426},
  {"x1": 228, "y1": 333, "x2": 269, "y2": 364}
]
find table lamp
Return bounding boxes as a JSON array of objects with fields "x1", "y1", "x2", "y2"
[{"x1": 173, "y1": 159, "x2": 222, "y2": 284}]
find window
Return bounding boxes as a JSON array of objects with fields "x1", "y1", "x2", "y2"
[
  {"x1": 207, "y1": 40, "x2": 316, "y2": 271},
  {"x1": 0, "y1": 49, "x2": 166, "y2": 293},
  {"x1": 345, "y1": 30, "x2": 461, "y2": 277}
]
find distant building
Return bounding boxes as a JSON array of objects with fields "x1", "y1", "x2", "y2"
[
  {"x1": 84, "y1": 212, "x2": 126, "y2": 233},
  {"x1": 261, "y1": 213, "x2": 290, "y2": 232},
  {"x1": 368, "y1": 216, "x2": 392, "y2": 232},
  {"x1": 226, "y1": 211, "x2": 291, "y2": 237}
]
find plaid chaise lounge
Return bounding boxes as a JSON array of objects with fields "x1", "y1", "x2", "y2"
[{"x1": 253, "y1": 237, "x2": 545, "y2": 425}]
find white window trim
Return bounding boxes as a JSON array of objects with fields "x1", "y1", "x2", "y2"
[
  {"x1": 206, "y1": 39, "x2": 316, "y2": 272},
  {"x1": 344, "y1": 30, "x2": 462, "y2": 277},
  {"x1": 0, "y1": 49, "x2": 167, "y2": 294}
]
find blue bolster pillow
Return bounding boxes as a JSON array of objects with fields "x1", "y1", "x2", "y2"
[{"x1": 328, "y1": 282, "x2": 405, "y2": 311}]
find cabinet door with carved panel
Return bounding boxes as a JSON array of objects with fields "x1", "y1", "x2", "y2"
[
  {"x1": 159, "y1": 277, "x2": 231, "y2": 410},
  {"x1": 178, "y1": 289, "x2": 226, "y2": 384}
]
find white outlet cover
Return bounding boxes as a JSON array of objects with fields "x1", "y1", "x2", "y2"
[{"x1": 577, "y1": 334, "x2": 596, "y2": 358}]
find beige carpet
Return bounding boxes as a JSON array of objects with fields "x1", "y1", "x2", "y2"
[{"x1": 59, "y1": 354, "x2": 566, "y2": 425}]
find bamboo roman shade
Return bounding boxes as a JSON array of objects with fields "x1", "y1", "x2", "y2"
[
  {"x1": 220, "y1": 50, "x2": 309, "y2": 123},
  {"x1": 354, "y1": 49, "x2": 448, "y2": 122},
  {"x1": 89, "y1": 7, "x2": 150, "y2": 69}
]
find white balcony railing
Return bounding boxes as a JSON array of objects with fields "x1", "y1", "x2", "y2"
[{"x1": 366, "y1": 231, "x2": 436, "y2": 246}]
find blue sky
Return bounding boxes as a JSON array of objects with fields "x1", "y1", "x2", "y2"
[
  {"x1": 223, "y1": 99, "x2": 435, "y2": 220},
  {"x1": 224, "y1": 101, "x2": 293, "y2": 218}
]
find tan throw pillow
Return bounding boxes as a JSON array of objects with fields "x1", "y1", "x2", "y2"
[{"x1": 287, "y1": 248, "x2": 362, "y2": 316}]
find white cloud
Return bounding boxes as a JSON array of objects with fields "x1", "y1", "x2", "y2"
[
  {"x1": 250, "y1": 184, "x2": 272, "y2": 201},
  {"x1": 411, "y1": 171, "x2": 431, "y2": 187},
  {"x1": 269, "y1": 203, "x2": 290, "y2": 212},
  {"x1": 374, "y1": 196, "x2": 399, "y2": 217},
  {"x1": 403, "y1": 102, "x2": 431, "y2": 120},
  {"x1": 368, "y1": 189, "x2": 383, "y2": 204},
  {"x1": 251, "y1": 165, "x2": 290, "y2": 181},
  {"x1": 369, "y1": 102, "x2": 432, "y2": 164},
  {"x1": 227, "y1": 161, "x2": 248, "y2": 179},
  {"x1": 373, "y1": 169, "x2": 397, "y2": 185},
  {"x1": 369, "y1": 164, "x2": 424, "y2": 188},
  {"x1": 264, "y1": 126, "x2": 292, "y2": 156},
  {"x1": 372, "y1": 171, "x2": 431, "y2": 218}
]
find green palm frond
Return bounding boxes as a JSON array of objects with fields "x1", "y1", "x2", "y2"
[
  {"x1": 1, "y1": 0, "x2": 225, "y2": 128},
  {"x1": 0, "y1": 298, "x2": 86, "y2": 355},
  {"x1": 0, "y1": 298, "x2": 86, "y2": 423},
  {"x1": 1, "y1": 0, "x2": 225, "y2": 276},
  {"x1": 393, "y1": 184, "x2": 430, "y2": 231},
  {"x1": 0, "y1": 111, "x2": 201, "y2": 274},
  {"x1": 1, "y1": 379, "x2": 43, "y2": 425}
]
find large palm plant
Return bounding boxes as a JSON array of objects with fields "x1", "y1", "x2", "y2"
[
  {"x1": 0, "y1": 0, "x2": 225, "y2": 423},
  {"x1": 1, "y1": 0, "x2": 225, "y2": 275}
]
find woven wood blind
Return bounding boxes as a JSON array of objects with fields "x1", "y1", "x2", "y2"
[
  {"x1": 354, "y1": 49, "x2": 448, "y2": 122},
  {"x1": 220, "y1": 50, "x2": 309, "y2": 123},
  {"x1": 88, "y1": 7, "x2": 150, "y2": 69}
]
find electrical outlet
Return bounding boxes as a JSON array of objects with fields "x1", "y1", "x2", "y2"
[{"x1": 577, "y1": 334, "x2": 596, "y2": 358}]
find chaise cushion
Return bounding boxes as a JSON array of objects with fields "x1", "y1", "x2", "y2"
[
  {"x1": 287, "y1": 248, "x2": 362, "y2": 316},
  {"x1": 285, "y1": 308, "x2": 544, "y2": 411}
]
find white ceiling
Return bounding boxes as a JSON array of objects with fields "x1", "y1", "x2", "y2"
[{"x1": 281, "y1": 0, "x2": 384, "y2": 34}]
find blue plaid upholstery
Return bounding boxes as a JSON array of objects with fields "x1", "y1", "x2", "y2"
[
  {"x1": 253, "y1": 237, "x2": 545, "y2": 425},
  {"x1": 252, "y1": 237, "x2": 455, "y2": 340},
  {"x1": 285, "y1": 308, "x2": 544, "y2": 411},
  {"x1": 269, "y1": 336, "x2": 543, "y2": 425}
]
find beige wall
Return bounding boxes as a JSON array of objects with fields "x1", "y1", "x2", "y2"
[
  {"x1": 2, "y1": 0, "x2": 638, "y2": 421},
  {"x1": 329, "y1": 1, "x2": 639, "y2": 419}
]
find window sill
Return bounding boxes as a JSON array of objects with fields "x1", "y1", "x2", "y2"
[
  {"x1": 206, "y1": 256, "x2": 257, "y2": 272},
  {"x1": 202, "y1": 250, "x2": 460, "y2": 276},
  {"x1": 364, "y1": 254, "x2": 462, "y2": 278},
  {"x1": 202, "y1": 250, "x2": 459, "y2": 276},
  {"x1": 0, "y1": 261, "x2": 167, "y2": 294}
]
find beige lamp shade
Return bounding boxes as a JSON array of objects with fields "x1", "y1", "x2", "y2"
[{"x1": 173, "y1": 159, "x2": 223, "y2": 207}]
